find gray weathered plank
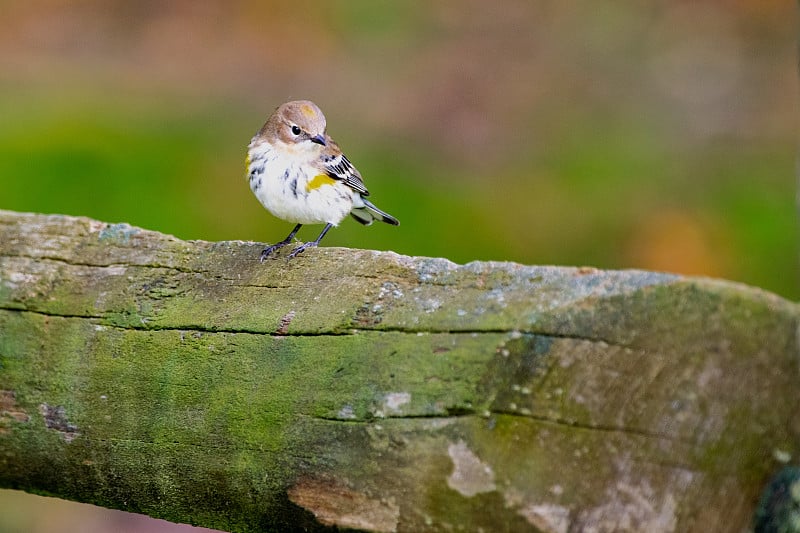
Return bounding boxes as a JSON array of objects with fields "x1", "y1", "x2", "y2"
[{"x1": 0, "y1": 210, "x2": 797, "y2": 532}]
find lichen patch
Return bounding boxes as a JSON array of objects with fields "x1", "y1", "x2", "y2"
[
  {"x1": 337, "y1": 405, "x2": 356, "y2": 419},
  {"x1": 4, "y1": 271, "x2": 36, "y2": 289},
  {"x1": 578, "y1": 480, "x2": 678, "y2": 533},
  {"x1": 384, "y1": 392, "x2": 411, "y2": 413},
  {"x1": 447, "y1": 440, "x2": 496, "y2": 497},
  {"x1": 97, "y1": 222, "x2": 139, "y2": 244}
]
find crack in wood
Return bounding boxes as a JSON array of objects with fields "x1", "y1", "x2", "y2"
[
  {"x1": 0, "y1": 306, "x2": 630, "y2": 349},
  {"x1": 1, "y1": 253, "x2": 202, "y2": 274},
  {"x1": 307, "y1": 411, "x2": 698, "y2": 449},
  {"x1": 489, "y1": 410, "x2": 699, "y2": 446}
]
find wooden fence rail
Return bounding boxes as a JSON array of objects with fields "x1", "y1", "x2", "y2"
[{"x1": 0, "y1": 210, "x2": 797, "y2": 532}]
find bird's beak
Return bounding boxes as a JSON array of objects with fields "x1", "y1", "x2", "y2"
[{"x1": 310, "y1": 134, "x2": 326, "y2": 146}]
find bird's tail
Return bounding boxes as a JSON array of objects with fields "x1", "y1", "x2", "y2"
[{"x1": 351, "y1": 197, "x2": 400, "y2": 226}]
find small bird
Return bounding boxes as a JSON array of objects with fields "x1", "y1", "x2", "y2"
[{"x1": 246, "y1": 100, "x2": 399, "y2": 260}]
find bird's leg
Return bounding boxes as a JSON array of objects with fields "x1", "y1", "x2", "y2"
[
  {"x1": 287, "y1": 223, "x2": 333, "y2": 258},
  {"x1": 260, "y1": 223, "x2": 303, "y2": 261}
]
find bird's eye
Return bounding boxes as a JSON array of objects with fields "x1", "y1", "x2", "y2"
[{"x1": 291, "y1": 125, "x2": 302, "y2": 136}]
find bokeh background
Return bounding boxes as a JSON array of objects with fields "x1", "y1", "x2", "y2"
[{"x1": 0, "y1": 1, "x2": 796, "y2": 531}]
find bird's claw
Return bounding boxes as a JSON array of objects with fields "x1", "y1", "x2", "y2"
[
  {"x1": 259, "y1": 243, "x2": 287, "y2": 261},
  {"x1": 287, "y1": 241, "x2": 317, "y2": 259}
]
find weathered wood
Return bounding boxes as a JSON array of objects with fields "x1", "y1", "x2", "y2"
[{"x1": 0, "y1": 209, "x2": 797, "y2": 532}]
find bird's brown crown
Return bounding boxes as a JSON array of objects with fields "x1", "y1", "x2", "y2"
[{"x1": 256, "y1": 100, "x2": 327, "y2": 145}]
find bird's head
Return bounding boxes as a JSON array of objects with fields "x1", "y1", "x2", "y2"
[{"x1": 262, "y1": 100, "x2": 328, "y2": 151}]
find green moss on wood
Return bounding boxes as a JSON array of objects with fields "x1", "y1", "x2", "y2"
[{"x1": 0, "y1": 210, "x2": 798, "y2": 532}]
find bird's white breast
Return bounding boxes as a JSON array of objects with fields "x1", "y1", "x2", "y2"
[{"x1": 247, "y1": 142, "x2": 354, "y2": 226}]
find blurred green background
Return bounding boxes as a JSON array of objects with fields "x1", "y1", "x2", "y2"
[{"x1": 0, "y1": 1, "x2": 796, "y2": 531}]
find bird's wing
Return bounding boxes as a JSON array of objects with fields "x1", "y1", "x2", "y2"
[{"x1": 319, "y1": 142, "x2": 369, "y2": 196}]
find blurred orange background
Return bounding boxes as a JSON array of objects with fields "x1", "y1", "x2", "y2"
[{"x1": 0, "y1": 1, "x2": 796, "y2": 531}]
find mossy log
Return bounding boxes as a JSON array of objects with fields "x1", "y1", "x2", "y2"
[{"x1": 0, "y1": 210, "x2": 798, "y2": 533}]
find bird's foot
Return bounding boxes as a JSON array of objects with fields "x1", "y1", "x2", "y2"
[
  {"x1": 287, "y1": 241, "x2": 317, "y2": 259},
  {"x1": 259, "y1": 241, "x2": 290, "y2": 261}
]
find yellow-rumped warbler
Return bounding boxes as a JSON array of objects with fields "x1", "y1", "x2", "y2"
[{"x1": 246, "y1": 100, "x2": 399, "y2": 260}]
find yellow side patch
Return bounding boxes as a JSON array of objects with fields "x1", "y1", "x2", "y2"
[{"x1": 306, "y1": 174, "x2": 336, "y2": 192}]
